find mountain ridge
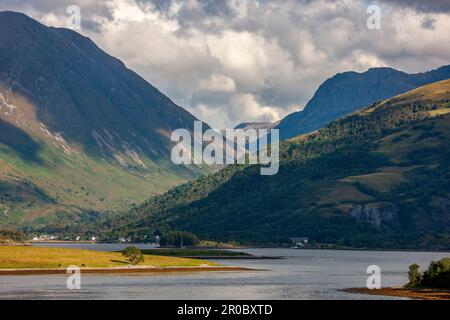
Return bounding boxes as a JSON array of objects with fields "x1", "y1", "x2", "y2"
[{"x1": 277, "y1": 65, "x2": 450, "y2": 140}]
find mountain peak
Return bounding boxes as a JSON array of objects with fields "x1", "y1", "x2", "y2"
[
  {"x1": 0, "y1": 10, "x2": 33, "y2": 18},
  {"x1": 0, "y1": 10, "x2": 45, "y2": 30},
  {"x1": 366, "y1": 66, "x2": 400, "y2": 73},
  {"x1": 234, "y1": 121, "x2": 279, "y2": 130}
]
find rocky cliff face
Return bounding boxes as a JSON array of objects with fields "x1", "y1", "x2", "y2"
[{"x1": 350, "y1": 203, "x2": 400, "y2": 230}]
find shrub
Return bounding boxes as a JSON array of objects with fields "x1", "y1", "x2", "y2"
[
  {"x1": 421, "y1": 258, "x2": 450, "y2": 289},
  {"x1": 406, "y1": 258, "x2": 450, "y2": 289},
  {"x1": 0, "y1": 229, "x2": 26, "y2": 243},
  {"x1": 122, "y1": 246, "x2": 144, "y2": 265}
]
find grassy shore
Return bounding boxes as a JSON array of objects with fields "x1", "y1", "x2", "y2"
[
  {"x1": 141, "y1": 248, "x2": 251, "y2": 258},
  {"x1": 0, "y1": 246, "x2": 218, "y2": 269},
  {"x1": 140, "y1": 248, "x2": 281, "y2": 259}
]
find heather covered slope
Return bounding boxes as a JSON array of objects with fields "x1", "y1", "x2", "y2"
[
  {"x1": 106, "y1": 80, "x2": 450, "y2": 249},
  {"x1": 0, "y1": 12, "x2": 207, "y2": 228},
  {"x1": 276, "y1": 66, "x2": 450, "y2": 140}
]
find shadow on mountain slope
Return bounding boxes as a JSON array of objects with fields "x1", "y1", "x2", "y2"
[{"x1": 0, "y1": 119, "x2": 42, "y2": 163}]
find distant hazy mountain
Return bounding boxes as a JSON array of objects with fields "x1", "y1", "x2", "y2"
[
  {"x1": 0, "y1": 12, "x2": 206, "y2": 228},
  {"x1": 277, "y1": 66, "x2": 450, "y2": 140},
  {"x1": 233, "y1": 121, "x2": 279, "y2": 146},
  {"x1": 108, "y1": 79, "x2": 450, "y2": 249},
  {"x1": 234, "y1": 121, "x2": 279, "y2": 131}
]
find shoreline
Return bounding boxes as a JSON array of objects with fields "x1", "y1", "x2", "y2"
[
  {"x1": 28, "y1": 242, "x2": 450, "y2": 253},
  {"x1": 181, "y1": 255, "x2": 282, "y2": 260},
  {"x1": 345, "y1": 287, "x2": 450, "y2": 300},
  {"x1": 0, "y1": 265, "x2": 257, "y2": 276},
  {"x1": 252, "y1": 246, "x2": 450, "y2": 253},
  {"x1": 30, "y1": 240, "x2": 93, "y2": 244}
]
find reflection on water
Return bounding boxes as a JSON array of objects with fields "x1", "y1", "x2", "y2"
[{"x1": 0, "y1": 244, "x2": 448, "y2": 300}]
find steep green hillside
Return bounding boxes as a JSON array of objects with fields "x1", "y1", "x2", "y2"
[
  {"x1": 106, "y1": 80, "x2": 450, "y2": 249},
  {"x1": 0, "y1": 140, "x2": 192, "y2": 229}
]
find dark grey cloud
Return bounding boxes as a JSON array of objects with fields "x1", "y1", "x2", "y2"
[
  {"x1": 140, "y1": 0, "x2": 173, "y2": 12},
  {"x1": 138, "y1": 0, "x2": 235, "y2": 19},
  {"x1": 381, "y1": 0, "x2": 450, "y2": 13},
  {"x1": 198, "y1": 0, "x2": 235, "y2": 17},
  {"x1": 421, "y1": 16, "x2": 437, "y2": 29}
]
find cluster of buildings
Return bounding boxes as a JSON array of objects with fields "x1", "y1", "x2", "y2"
[
  {"x1": 32, "y1": 234, "x2": 58, "y2": 241},
  {"x1": 289, "y1": 237, "x2": 309, "y2": 248},
  {"x1": 31, "y1": 234, "x2": 97, "y2": 242}
]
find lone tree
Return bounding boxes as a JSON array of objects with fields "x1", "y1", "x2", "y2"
[
  {"x1": 406, "y1": 263, "x2": 422, "y2": 288},
  {"x1": 122, "y1": 246, "x2": 144, "y2": 265}
]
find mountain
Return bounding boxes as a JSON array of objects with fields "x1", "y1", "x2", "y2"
[
  {"x1": 0, "y1": 12, "x2": 207, "y2": 228},
  {"x1": 105, "y1": 79, "x2": 450, "y2": 249},
  {"x1": 233, "y1": 121, "x2": 279, "y2": 146},
  {"x1": 277, "y1": 66, "x2": 450, "y2": 140},
  {"x1": 234, "y1": 121, "x2": 279, "y2": 131}
]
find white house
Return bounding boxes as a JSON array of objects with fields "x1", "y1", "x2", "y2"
[{"x1": 289, "y1": 237, "x2": 309, "y2": 247}]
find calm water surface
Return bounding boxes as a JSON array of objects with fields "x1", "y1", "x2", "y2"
[{"x1": 0, "y1": 244, "x2": 448, "y2": 300}]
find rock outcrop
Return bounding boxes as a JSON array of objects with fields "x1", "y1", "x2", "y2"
[{"x1": 350, "y1": 203, "x2": 400, "y2": 229}]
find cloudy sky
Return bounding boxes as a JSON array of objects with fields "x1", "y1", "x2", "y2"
[{"x1": 1, "y1": 0, "x2": 450, "y2": 128}]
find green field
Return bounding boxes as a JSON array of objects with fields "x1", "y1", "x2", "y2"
[{"x1": 0, "y1": 246, "x2": 217, "y2": 269}]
